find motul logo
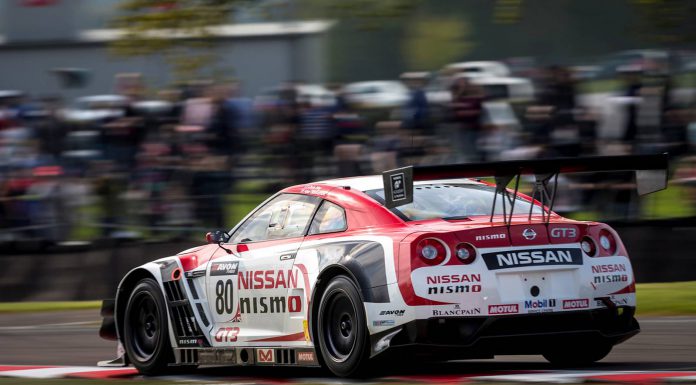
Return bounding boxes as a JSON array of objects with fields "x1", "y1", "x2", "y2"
[
  {"x1": 563, "y1": 299, "x2": 589, "y2": 309},
  {"x1": 488, "y1": 304, "x2": 518, "y2": 314},
  {"x1": 296, "y1": 351, "x2": 315, "y2": 363},
  {"x1": 256, "y1": 348, "x2": 274, "y2": 363}
]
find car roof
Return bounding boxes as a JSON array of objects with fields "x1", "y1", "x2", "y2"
[{"x1": 314, "y1": 175, "x2": 482, "y2": 191}]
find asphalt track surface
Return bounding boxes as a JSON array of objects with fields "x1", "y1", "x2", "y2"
[{"x1": 1, "y1": 310, "x2": 695, "y2": 379}]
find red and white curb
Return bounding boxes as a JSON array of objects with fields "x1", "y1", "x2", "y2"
[
  {"x1": 1, "y1": 365, "x2": 696, "y2": 383},
  {"x1": 469, "y1": 371, "x2": 696, "y2": 384},
  {"x1": 0, "y1": 366, "x2": 137, "y2": 379}
]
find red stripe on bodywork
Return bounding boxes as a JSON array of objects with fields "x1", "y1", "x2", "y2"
[{"x1": 249, "y1": 331, "x2": 306, "y2": 342}]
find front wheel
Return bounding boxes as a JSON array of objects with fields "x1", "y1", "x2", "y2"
[
  {"x1": 316, "y1": 276, "x2": 370, "y2": 377},
  {"x1": 543, "y1": 342, "x2": 612, "y2": 367},
  {"x1": 123, "y1": 278, "x2": 174, "y2": 375}
]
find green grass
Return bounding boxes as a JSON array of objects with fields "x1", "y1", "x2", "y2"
[
  {"x1": 636, "y1": 281, "x2": 696, "y2": 316},
  {"x1": 0, "y1": 301, "x2": 102, "y2": 313},
  {"x1": 641, "y1": 183, "x2": 696, "y2": 219}
]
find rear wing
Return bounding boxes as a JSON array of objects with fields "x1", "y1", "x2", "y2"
[{"x1": 382, "y1": 153, "x2": 669, "y2": 224}]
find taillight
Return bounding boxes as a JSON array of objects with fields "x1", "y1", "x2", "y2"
[
  {"x1": 581, "y1": 236, "x2": 597, "y2": 257},
  {"x1": 455, "y1": 243, "x2": 477, "y2": 264},
  {"x1": 599, "y1": 229, "x2": 617, "y2": 255},
  {"x1": 416, "y1": 238, "x2": 447, "y2": 265}
]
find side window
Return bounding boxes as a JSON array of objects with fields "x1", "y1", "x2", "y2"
[
  {"x1": 308, "y1": 201, "x2": 347, "y2": 235},
  {"x1": 229, "y1": 194, "x2": 320, "y2": 243}
]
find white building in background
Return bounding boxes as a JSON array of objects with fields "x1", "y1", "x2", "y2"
[{"x1": 0, "y1": 0, "x2": 333, "y2": 98}]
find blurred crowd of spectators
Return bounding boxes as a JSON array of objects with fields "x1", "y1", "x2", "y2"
[{"x1": 2, "y1": 56, "x2": 696, "y2": 245}]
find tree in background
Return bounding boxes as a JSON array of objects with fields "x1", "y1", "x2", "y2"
[
  {"x1": 110, "y1": 0, "x2": 245, "y2": 81},
  {"x1": 402, "y1": 16, "x2": 474, "y2": 71},
  {"x1": 111, "y1": 0, "x2": 422, "y2": 82}
]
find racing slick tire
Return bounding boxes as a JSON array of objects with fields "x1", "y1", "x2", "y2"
[
  {"x1": 542, "y1": 342, "x2": 612, "y2": 366},
  {"x1": 123, "y1": 278, "x2": 174, "y2": 375},
  {"x1": 316, "y1": 276, "x2": 370, "y2": 377}
]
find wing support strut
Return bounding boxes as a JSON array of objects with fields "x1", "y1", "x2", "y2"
[
  {"x1": 490, "y1": 174, "x2": 521, "y2": 226},
  {"x1": 528, "y1": 173, "x2": 559, "y2": 224}
]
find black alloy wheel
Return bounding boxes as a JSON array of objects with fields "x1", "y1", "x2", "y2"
[
  {"x1": 316, "y1": 276, "x2": 370, "y2": 377},
  {"x1": 123, "y1": 278, "x2": 174, "y2": 375}
]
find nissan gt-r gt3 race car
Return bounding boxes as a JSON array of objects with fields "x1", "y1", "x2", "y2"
[{"x1": 99, "y1": 154, "x2": 668, "y2": 377}]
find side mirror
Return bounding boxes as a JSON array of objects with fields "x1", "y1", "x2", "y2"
[{"x1": 205, "y1": 229, "x2": 229, "y2": 244}]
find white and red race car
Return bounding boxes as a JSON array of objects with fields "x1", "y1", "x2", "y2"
[{"x1": 99, "y1": 154, "x2": 668, "y2": 377}]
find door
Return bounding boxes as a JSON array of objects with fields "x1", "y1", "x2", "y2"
[{"x1": 205, "y1": 193, "x2": 321, "y2": 346}]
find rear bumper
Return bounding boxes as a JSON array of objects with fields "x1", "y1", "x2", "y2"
[{"x1": 373, "y1": 307, "x2": 639, "y2": 358}]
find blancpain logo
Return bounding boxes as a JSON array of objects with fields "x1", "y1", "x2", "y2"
[
  {"x1": 475, "y1": 234, "x2": 506, "y2": 241},
  {"x1": 482, "y1": 248, "x2": 582, "y2": 270}
]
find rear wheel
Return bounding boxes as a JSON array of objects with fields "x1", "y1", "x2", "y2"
[
  {"x1": 316, "y1": 276, "x2": 370, "y2": 377},
  {"x1": 543, "y1": 342, "x2": 612, "y2": 366},
  {"x1": 123, "y1": 278, "x2": 173, "y2": 375}
]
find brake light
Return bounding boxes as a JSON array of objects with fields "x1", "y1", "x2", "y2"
[
  {"x1": 581, "y1": 236, "x2": 597, "y2": 257},
  {"x1": 455, "y1": 243, "x2": 477, "y2": 264},
  {"x1": 416, "y1": 238, "x2": 447, "y2": 265},
  {"x1": 599, "y1": 229, "x2": 617, "y2": 255}
]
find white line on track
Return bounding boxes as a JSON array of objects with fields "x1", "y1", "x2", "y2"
[
  {"x1": 0, "y1": 321, "x2": 99, "y2": 331},
  {"x1": 639, "y1": 318, "x2": 696, "y2": 324}
]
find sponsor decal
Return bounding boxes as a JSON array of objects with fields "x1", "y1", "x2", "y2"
[
  {"x1": 595, "y1": 296, "x2": 629, "y2": 307},
  {"x1": 199, "y1": 349, "x2": 237, "y2": 365},
  {"x1": 475, "y1": 233, "x2": 506, "y2": 241},
  {"x1": 550, "y1": 227, "x2": 577, "y2": 238},
  {"x1": 303, "y1": 320, "x2": 310, "y2": 342},
  {"x1": 296, "y1": 351, "x2": 316, "y2": 363},
  {"x1": 482, "y1": 248, "x2": 582, "y2": 270},
  {"x1": 214, "y1": 327, "x2": 240, "y2": 342},
  {"x1": 522, "y1": 228, "x2": 537, "y2": 240},
  {"x1": 427, "y1": 274, "x2": 481, "y2": 284},
  {"x1": 210, "y1": 261, "x2": 239, "y2": 276},
  {"x1": 593, "y1": 274, "x2": 628, "y2": 284},
  {"x1": 238, "y1": 270, "x2": 299, "y2": 290},
  {"x1": 563, "y1": 299, "x2": 589, "y2": 309},
  {"x1": 426, "y1": 273, "x2": 482, "y2": 295},
  {"x1": 488, "y1": 304, "x2": 519, "y2": 315},
  {"x1": 240, "y1": 295, "x2": 302, "y2": 314},
  {"x1": 382, "y1": 166, "x2": 413, "y2": 208},
  {"x1": 256, "y1": 348, "x2": 275, "y2": 363},
  {"x1": 524, "y1": 298, "x2": 556, "y2": 313},
  {"x1": 379, "y1": 310, "x2": 405, "y2": 316},
  {"x1": 178, "y1": 338, "x2": 203, "y2": 347},
  {"x1": 592, "y1": 264, "x2": 627, "y2": 274},
  {"x1": 300, "y1": 185, "x2": 326, "y2": 196},
  {"x1": 390, "y1": 173, "x2": 406, "y2": 201},
  {"x1": 373, "y1": 320, "x2": 395, "y2": 327},
  {"x1": 432, "y1": 307, "x2": 481, "y2": 316}
]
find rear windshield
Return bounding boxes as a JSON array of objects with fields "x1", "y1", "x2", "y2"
[{"x1": 365, "y1": 183, "x2": 543, "y2": 221}]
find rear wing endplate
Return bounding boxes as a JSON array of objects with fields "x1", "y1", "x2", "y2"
[{"x1": 382, "y1": 153, "x2": 669, "y2": 224}]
